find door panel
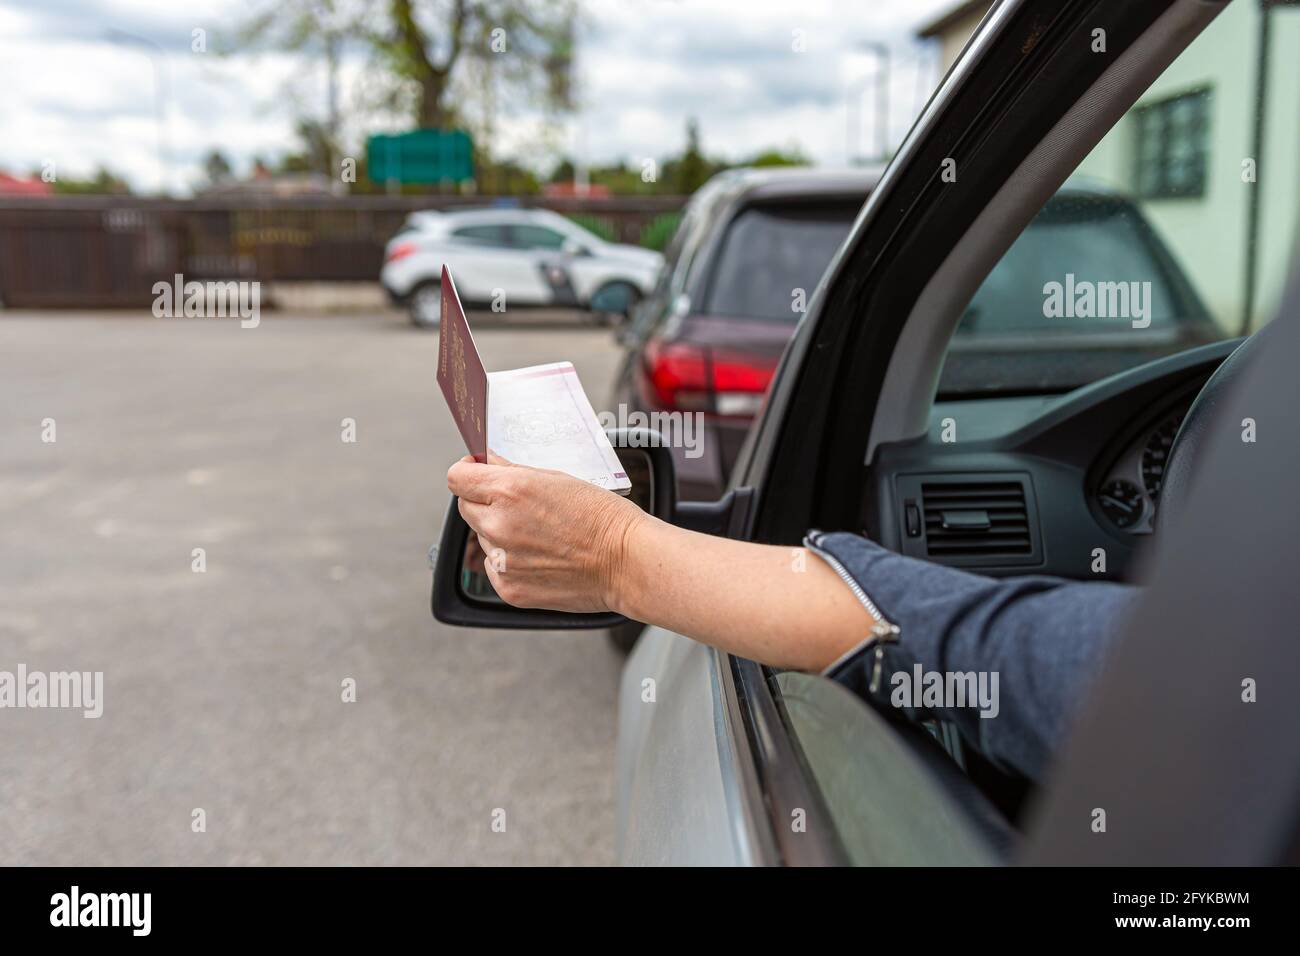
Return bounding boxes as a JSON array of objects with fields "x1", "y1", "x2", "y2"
[
  {"x1": 773, "y1": 672, "x2": 1004, "y2": 865},
  {"x1": 616, "y1": 628, "x2": 762, "y2": 865},
  {"x1": 444, "y1": 231, "x2": 549, "y2": 304}
]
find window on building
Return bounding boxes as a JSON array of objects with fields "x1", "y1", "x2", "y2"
[{"x1": 1132, "y1": 88, "x2": 1211, "y2": 199}]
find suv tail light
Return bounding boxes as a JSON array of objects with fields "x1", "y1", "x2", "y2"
[
  {"x1": 642, "y1": 339, "x2": 777, "y2": 417},
  {"x1": 385, "y1": 242, "x2": 417, "y2": 263}
]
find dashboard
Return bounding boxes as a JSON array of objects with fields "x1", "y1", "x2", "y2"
[
  {"x1": 1093, "y1": 399, "x2": 1192, "y2": 534},
  {"x1": 867, "y1": 340, "x2": 1239, "y2": 583}
]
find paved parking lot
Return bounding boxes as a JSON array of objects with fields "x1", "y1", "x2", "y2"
[{"x1": 0, "y1": 308, "x2": 629, "y2": 865}]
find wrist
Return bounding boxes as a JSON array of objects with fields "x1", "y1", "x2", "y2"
[{"x1": 601, "y1": 507, "x2": 658, "y2": 620}]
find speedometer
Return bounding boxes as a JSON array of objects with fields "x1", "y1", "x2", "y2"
[
  {"x1": 1098, "y1": 479, "x2": 1144, "y2": 529},
  {"x1": 1142, "y1": 414, "x2": 1182, "y2": 500}
]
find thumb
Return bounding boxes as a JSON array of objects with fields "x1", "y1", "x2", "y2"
[{"x1": 486, "y1": 449, "x2": 514, "y2": 467}]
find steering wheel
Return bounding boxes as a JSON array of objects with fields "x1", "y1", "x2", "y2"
[{"x1": 1159, "y1": 331, "x2": 1265, "y2": 528}]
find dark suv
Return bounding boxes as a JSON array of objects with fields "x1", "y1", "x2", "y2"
[
  {"x1": 609, "y1": 167, "x2": 881, "y2": 500},
  {"x1": 613, "y1": 168, "x2": 1217, "y2": 501}
]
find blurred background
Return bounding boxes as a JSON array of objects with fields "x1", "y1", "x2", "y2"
[
  {"x1": 1, "y1": 0, "x2": 1295, "y2": 865},
  {"x1": 0, "y1": 0, "x2": 955, "y2": 866},
  {"x1": 0, "y1": 0, "x2": 952, "y2": 310}
]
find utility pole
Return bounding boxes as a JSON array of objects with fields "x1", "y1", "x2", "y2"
[{"x1": 106, "y1": 29, "x2": 171, "y2": 195}]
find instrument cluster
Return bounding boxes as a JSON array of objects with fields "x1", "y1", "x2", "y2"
[{"x1": 1094, "y1": 402, "x2": 1190, "y2": 534}]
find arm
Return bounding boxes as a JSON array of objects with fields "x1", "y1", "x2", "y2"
[
  {"x1": 447, "y1": 455, "x2": 876, "y2": 670},
  {"x1": 447, "y1": 457, "x2": 1138, "y2": 778}
]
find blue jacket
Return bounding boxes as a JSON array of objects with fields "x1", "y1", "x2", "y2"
[{"x1": 805, "y1": 530, "x2": 1139, "y2": 781}]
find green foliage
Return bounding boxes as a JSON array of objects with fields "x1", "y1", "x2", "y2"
[
  {"x1": 476, "y1": 157, "x2": 541, "y2": 195},
  {"x1": 748, "y1": 148, "x2": 810, "y2": 168},
  {"x1": 566, "y1": 214, "x2": 616, "y2": 242},
  {"x1": 202, "y1": 150, "x2": 234, "y2": 184},
  {"x1": 661, "y1": 118, "x2": 718, "y2": 194},
  {"x1": 44, "y1": 167, "x2": 132, "y2": 195},
  {"x1": 638, "y1": 212, "x2": 682, "y2": 251},
  {"x1": 238, "y1": 0, "x2": 577, "y2": 144}
]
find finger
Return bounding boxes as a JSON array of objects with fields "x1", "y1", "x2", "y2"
[
  {"x1": 464, "y1": 534, "x2": 487, "y2": 574},
  {"x1": 486, "y1": 450, "x2": 514, "y2": 467},
  {"x1": 477, "y1": 534, "x2": 507, "y2": 573},
  {"x1": 448, "y1": 459, "x2": 505, "y2": 503},
  {"x1": 458, "y1": 496, "x2": 492, "y2": 531}
]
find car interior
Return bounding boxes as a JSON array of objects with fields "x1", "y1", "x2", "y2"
[{"x1": 731, "y1": 0, "x2": 1295, "y2": 862}]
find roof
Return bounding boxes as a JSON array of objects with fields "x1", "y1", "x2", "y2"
[
  {"x1": 710, "y1": 165, "x2": 886, "y2": 203},
  {"x1": 402, "y1": 206, "x2": 574, "y2": 232},
  {"x1": 0, "y1": 172, "x2": 53, "y2": 196},
  {"x1": 917, "y1": 0, "x2": 992, "y2": 39}
]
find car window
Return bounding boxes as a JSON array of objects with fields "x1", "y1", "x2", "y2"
[
  {"x1": 954, "y1": 192, "x2": 1205, "y2": 335},
  {"x1": 511, "y1": 224, "x2": 567, "y2": 250},
  {"x1": 451, "y1": 224, "x2": 510, "y2": 247},
  {"x1": 628, "y1": 179, "x2": 729, "y2": 338},
  {"x1": 704, "y1": 200, "x2": 862, "y2": 322},
  {"x1": 938, "y1": 1, "x2": 1298, "y2": 396},
  {"x1": 772, "y1": 671, "x2": 1000, "y2": 865}
]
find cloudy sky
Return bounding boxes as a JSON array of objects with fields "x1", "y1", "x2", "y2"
[{"x1": 0, "y1": 0, "x2": 957, "y2": 194}]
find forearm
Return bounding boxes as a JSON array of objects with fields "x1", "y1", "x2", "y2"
[
  {"x1": 810, "y1": 532, "x2": 1137, "y2": 778},
  {"x1": 610, "y1": 516, "x2": 879, "y2": 671}
]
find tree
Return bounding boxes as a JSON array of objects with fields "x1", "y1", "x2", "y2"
[
  {"x1": 662, "y1": 119, "x2": 723, "y2": 195},
  {"x1": 748, "y1": 147, "x2": 810, "y2": 168},
  {"x1": 239, "y1": 0, "x2": 577, "y2": 131},
  {"x1": 279, "y1": 120, "x2": 337, "y2": 175},
  {"x1": 44, "y1": 166, "x2": 132, "y2": 195},
  {"x1": 202, "y1": 149, "x2": 234, "y2": 185}
]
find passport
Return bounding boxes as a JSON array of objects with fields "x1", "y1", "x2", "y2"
[
  {"x1": 437, "y1": 264, "x2": 488, "y2": 462},
  {"x1": 437, "y1": 266, "x2": 631, "y2": 494}
]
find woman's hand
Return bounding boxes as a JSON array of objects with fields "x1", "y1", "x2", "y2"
[{"x1": 447, "y1": 453, "x2": 650, "y2": 614}]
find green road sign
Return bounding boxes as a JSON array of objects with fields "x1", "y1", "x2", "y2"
[{"x1": 367, "y1": 129, "x2": 474, "y2": 185}]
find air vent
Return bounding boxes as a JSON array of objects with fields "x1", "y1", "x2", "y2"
[
  {"x1": 920, "y1": 478, "x2": 1029, "y2": 561},
  {"x1": 883, "y1": 470, "x2": 1045, "y2": 567},
  {"x1": 921, "y1": 480, "x2": 1032, "y2": 559},
  {"x1": 896, "y1": 472, "x2": 1041, "y2": 567}
]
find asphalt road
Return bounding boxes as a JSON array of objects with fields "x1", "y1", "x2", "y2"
[{"x1": 0, "y1": 308, "x2": 629, "y2": 865}]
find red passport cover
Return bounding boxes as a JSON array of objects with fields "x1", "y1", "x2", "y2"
[{"x1": 436, "y1": 264, "x2": 488, "y2": 462}]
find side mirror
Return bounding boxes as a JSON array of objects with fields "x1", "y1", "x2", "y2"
[
  {"x1": 561, "y1": 238, "x2": 590, "y2": 257},
  {"x1": 430, "y1": 427, "x2": 753, "y2": 629}
]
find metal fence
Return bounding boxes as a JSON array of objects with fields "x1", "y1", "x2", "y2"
[{"x1": 0, "y1": 195, "x2": 684, "y2": 309}]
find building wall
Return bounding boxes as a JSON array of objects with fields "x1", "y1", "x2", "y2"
[
  {"x1": 925, "y1": 1, "x2": 1298, "y2": 332},
  {"x1": 934, "y1": 7, "x2": 990, "y2": 73},
  {"x1": 1075, "y1": 1, "x2": 1299, "y2": 331}
]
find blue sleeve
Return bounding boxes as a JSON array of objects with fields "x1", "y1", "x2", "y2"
[{"x1": 807, "y1": 531, "x2": 1140, "y2": 781}]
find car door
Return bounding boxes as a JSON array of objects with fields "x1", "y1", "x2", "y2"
[
  {"x1": 445, "y1": 221, "x2": 550, "y2": 306},
  {"x1": 509, "y1": 222, "x2": 578, "y2": 305},
  {"x1": 617, "y1": 0, "x2": 1230, "y2": 865}
]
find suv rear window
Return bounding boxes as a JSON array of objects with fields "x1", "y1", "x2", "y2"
[
  {"x1": 954, "y1": 192, "x2": 1196, "y2": 335},
  {"x1": 704, "y1": 200, "x2": 862, "y2": 322}
]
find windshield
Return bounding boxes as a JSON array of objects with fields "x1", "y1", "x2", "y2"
[
  {"x1": 704, "y1": 200, "x2": 862, "y2": 321},
  {"x1": 938, "y1": 1, "x2": 1297, "y2": 397}
]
